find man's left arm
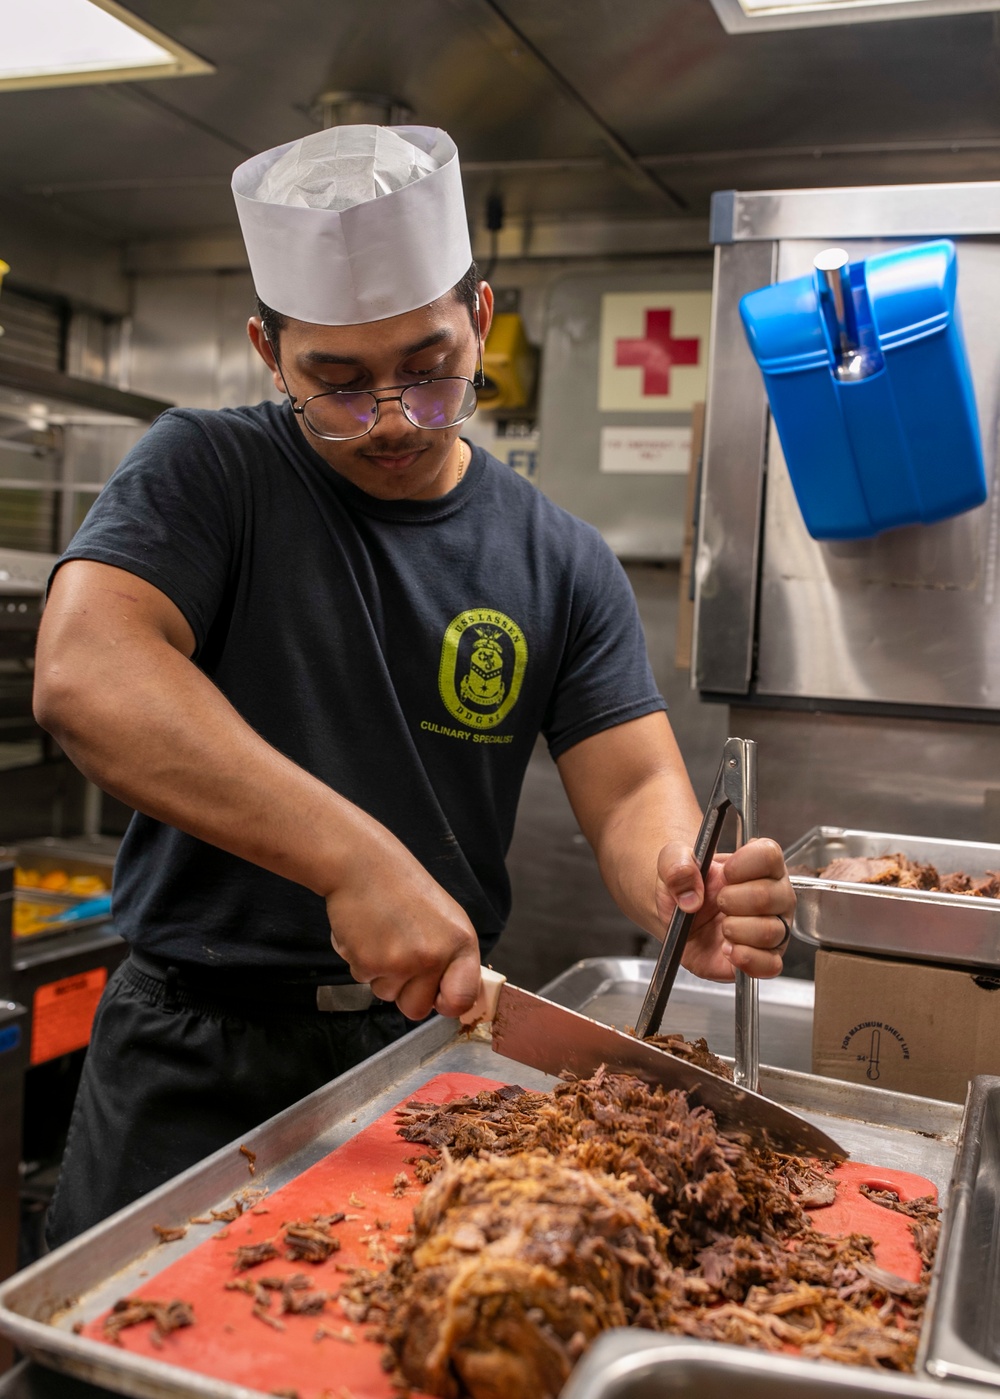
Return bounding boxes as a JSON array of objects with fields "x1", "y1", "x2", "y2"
[{"x1": 556, "y1": 710, "x2": 795, "y2": 981}]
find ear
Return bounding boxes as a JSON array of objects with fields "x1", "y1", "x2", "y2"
[
  {"x1": 247, "y1": 317, "x2": 285, "y2": 394},
  {"x1": 476, "y1": 282, "x2": 495, "y2": 343}
]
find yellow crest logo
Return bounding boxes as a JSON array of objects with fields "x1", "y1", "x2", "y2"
[{"x1": 438, "y1": 609, "x2": 528, "y2": 730}]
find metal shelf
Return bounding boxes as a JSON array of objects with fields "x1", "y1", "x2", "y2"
[{"x1": 0, "y1": 361, "x2": 170, "y2": 425}]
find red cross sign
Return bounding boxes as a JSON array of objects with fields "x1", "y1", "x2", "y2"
[{"x1": 614, "y1": 309, "x2": 701, "y2": 397}]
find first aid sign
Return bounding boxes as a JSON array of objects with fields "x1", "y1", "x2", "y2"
[{"x1": 599, "y1": 292, "x2": 712, "y2": 413}]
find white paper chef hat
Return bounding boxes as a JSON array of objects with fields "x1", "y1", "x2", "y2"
[{"x1": 232, "y1": 125, "x2": 473, "y2": 326}]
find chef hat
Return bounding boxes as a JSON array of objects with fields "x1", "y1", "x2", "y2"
[{"x1": 232, "y1": 125, "x2": 473, "y2": 327}]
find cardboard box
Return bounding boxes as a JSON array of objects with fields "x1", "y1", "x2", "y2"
[{"x1": 812, "y1": 947, "x2": 1000, "y2": 1103}]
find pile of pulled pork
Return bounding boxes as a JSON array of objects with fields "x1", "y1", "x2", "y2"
[
  {"x1": 344, "y1": 1069, "x2": 938, "y2": 1399},
  {"x1": 806, "y1": 852, "x2": 1000, "y2": 898}
]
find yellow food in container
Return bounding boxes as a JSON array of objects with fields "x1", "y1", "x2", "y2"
[
  {"x1": 11, "y1": 866, "x2": 111, "y2": 936},
  {"x1": 14, "y1": 868, "x2": 108, "y2": 895},
  {"x1": 13, "y1": 899, "x2": 71, "y2": 937}
]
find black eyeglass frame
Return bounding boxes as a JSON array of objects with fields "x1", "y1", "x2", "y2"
[{"x1": 268, "y1": 300, "x2": 487, "y2": 444}]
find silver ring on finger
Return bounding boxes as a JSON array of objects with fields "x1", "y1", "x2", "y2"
[{"x1": 773, "y1": 915, "x2": 791, "y2": 953}]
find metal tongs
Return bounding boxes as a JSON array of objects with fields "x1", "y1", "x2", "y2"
[{"x1": 634, "y1": 736, "x2": 761, "y2": 1091}]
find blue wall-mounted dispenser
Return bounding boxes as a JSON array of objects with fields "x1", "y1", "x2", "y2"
[{"x1": 739, "y1": 240, "x2": 986, "y2": 541}]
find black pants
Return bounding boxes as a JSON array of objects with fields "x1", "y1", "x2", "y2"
[{"x1": 45, "y1": 951, "x2": 415, "y2": 1249}]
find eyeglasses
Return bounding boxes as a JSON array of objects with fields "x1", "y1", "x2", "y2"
[
  {"x1": 270, "y1": 303, "x2": 486, "y2": 443},
  {"x1": 290, "y1": 374, "x2": 480, "y2": 442}
]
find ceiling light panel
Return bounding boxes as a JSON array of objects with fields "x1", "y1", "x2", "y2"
[
  {"x1": 0, "y1": 0, "x2": 213, "y2": 91},
  {"x1": 711, "y1": 0, "x2": 1000, "y2": 30}
]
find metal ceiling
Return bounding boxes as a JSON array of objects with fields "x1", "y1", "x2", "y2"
[{"x1": 2, "y1": 0, "x2": 1000, "y2": 256}]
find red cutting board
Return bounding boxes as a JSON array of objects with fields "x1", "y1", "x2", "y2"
[{"x1": 84, "y1": 1073, "x2": 936, "y2": 1398}]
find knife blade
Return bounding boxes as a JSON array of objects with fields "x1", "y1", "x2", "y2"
[{"x1": 462, "y1": 969, "x2": 846, "y2": 1161}]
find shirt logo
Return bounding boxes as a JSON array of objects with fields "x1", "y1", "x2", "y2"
[{"x1": 438, "y1": 608, "x2": 528, "y2": 730}]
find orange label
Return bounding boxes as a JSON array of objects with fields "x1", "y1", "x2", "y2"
[{"x1": 31, "y1": 967, "x2": 107, "y2": 1065}]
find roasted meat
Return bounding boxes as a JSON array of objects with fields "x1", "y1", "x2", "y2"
[
  {"x1": 353, "y1": 1068, "x2": 937, "y2": 1398},
  {"x1": 820, "y1": 855, "x2": 908, "y2": 886},
  {"x1": 814, "y1": 852, "x2": 1000, "y2": 899},
  {"x1": 232, "y1": 1240, "x2": 280, "y2": 1271},
  {"x1": 646, "y1": 1031, "x2": 733, "y2": 1079},
  {"x1": 283, "y1": 1217, "x2": 342, "y2": 1263},
  {"x1": 379, "y1": 1151, "x2": 676, "y2": 1399},
  {"x1": 397, "y1": 1071, "x2": 803, "y2": 1257},
  {"x1": 103, "y1": 1297, "x2": 194, "y2": 1347}
]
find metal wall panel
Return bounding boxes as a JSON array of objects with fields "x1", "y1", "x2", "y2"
[
  {"x1": 692, "y1": 240, "x2": 776, "y2": 694},
  {"x1": 128, "y1": 273, "x2": 280, "y2": 412},
  {"x1": 538, "y1": 264, "x2": 713, "y2": 561},
  {"x1": 731, "y1": 706, "x2": 1000, "y2": 849},
  {"x1": 755, "y1": 237, "x2": 1000, "y2": 709}
]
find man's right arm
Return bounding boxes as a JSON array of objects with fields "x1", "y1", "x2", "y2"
[{"x1": 34, "y1": 559, "x2": 480, "y2": 1020}]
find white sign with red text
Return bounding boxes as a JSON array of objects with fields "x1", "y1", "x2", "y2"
[
  {"x1": 599, "y1": 425, "x2": 692, "y2": 475},
  {"x1": 599, "y1": 291, "x2": 712, "y2": 413}
]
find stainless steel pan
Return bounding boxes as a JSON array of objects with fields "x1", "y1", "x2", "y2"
[{"x1": 786, "y1": 827, "x2": 1000, "y2": 969}]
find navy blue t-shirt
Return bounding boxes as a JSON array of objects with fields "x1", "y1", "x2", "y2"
[{"x1": 56, "y1": 401, "x2": 666, "y2": 975}]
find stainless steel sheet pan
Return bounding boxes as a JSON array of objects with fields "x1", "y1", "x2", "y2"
[
  {"x1": 920, "y1": 1074, "x2": 1000, "y2": 1387},
  {"x1": 0, "y1": 958, "x2": 965, "y2": 1399},
  {"x1": 562, "y1": 1333, "x2": 986, "y2": 1399},
  {"x1": 785, "y1": 827, "x2": 1000, "y2": 969}
]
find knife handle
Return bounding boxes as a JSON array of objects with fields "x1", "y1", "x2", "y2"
[{"x1": 459, "y1": 966, "x2": 506, "y2": 1026}]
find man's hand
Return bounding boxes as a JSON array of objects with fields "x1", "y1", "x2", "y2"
[
  {"x1": 655, "y1": 837, "x2": 795, "y2": 982},
  {"x1": 324, "y1": 837, "x2": 481, "y2": 1023}
]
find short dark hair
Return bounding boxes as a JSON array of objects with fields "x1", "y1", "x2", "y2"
[{"x1": 256, "y1": 260, "x2": 480, "y2": 347}]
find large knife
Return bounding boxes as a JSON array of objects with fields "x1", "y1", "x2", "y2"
[{"x1": 461, "y1": 967, "x2": 846, "y2": 1160}]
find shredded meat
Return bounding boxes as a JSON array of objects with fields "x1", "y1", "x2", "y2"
[
  {"x1": 396, "y1": 1073, "x2": 804, "y2": 1257},
  {"x1": 857, "y1": 1185, "x2": 937, "y2": 1220},
  {"x1": 364, "y1": 1151, "x2": 675, "y2": 1398},
  {"x1": 225, "y1": 1277, "x2": 271, "y2": 1307},
  {"x1": 284, "y1": 1216, "x2": 343, "y2": 1263},
  {"x1": 813, "y1": 853, "x2": 1000, "y2": 899},
  {"x1": 253, "y1": 1304, "x2": 285, "y2": 1331},
  {"x1": 350, "y1": 1068, "x2": 938, "y2": 1398},
  {"x1": 911, "y1": 1217, "x2": 941, "y2": 1272},
  {"x1": 315, "y1": 1324, "x2": 357, "y2": 1344},
  {"x1": 261, "y1": 1272, "x2": 310, "y2": 1291},
  {"x1": 857, "y1": 1186, "x2": 941, "y2": 1278},
  {"x1": 152, "y1": 1224, "x2": 187, "y2": 1243},
  {"x1": 232, "y1": 1240, "x2": 280, "y2": 1271},
  {"x1": 103, "y1": 1297, "x2": 194, "y2": 1347},
  {"x1": 783, "y1": 1165, "x2": 838, "y2": 1210},
  {"x1": 281, "y1": 1285, "x2": 330, "y2": 1315},
  {"x1": 645, "y1": 1032, "x2": 733, "y2": 1080}
]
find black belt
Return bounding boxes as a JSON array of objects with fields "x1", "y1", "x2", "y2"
[{"x1": 126, "y1": 946, "x2": 376, "y2": 1015}]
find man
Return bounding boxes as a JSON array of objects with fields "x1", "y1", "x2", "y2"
[{"x1": 35, "y1": 125, "x2": 794, "y2": 1247}]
